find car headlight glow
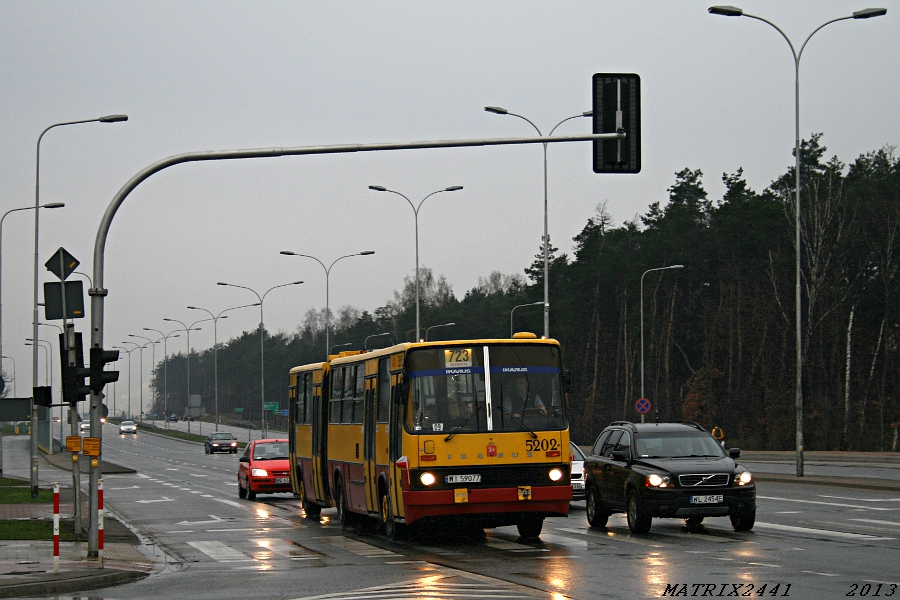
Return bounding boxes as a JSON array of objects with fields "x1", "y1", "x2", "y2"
[
  {"x1": 738, "y1": 471, "x2": 753, "y2": 485},
  {"x1": 251, "y1": 468, "x2": 268, "y2": 477},
  {"x1": 646, "y1": 474, "x2": 671, "y2": 487},
  {"x1": 548, "y1": 468, "x2": 563, "y2": 482},
  {"x1": 419, "y1": 472, "x2": 436, "y2": 486},
  {"x1": 231, "y1": 442, "x2": 237, "y2": 446}
]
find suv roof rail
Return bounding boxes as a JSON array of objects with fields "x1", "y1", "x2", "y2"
[
  {"x1": 609, "y1": 420, "x2": 636, "y2": 428},
  {"x1": 680, "y1": 420, "x2": 706, "y2": 431}
]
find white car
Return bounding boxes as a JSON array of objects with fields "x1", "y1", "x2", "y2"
[
  {"x1": 79, "y1": 421, "x2": 90, "y2": 433},
  {"x1": 118, "y1": 420, "x2": 138, "y2": 435},
  {"x1": 571, "y1": 441, "x2": 586, "y2": 501}
]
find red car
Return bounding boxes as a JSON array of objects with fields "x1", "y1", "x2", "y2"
[{"x1": 237, "y1": 439, "x2": 291, "y2": 500}]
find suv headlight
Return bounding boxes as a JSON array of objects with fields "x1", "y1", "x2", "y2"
[
  {"x1": 737, "y1": 471, "x2": 753, "y2": 485},
  {"x1": 646, "y1": 474, "x2": 672, "y2": 488}
]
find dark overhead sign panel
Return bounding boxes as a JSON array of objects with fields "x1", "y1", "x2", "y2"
[
  {"x1": 593, "y1": 73, "x2": 641, "y2": 174},
  {"x1": 43, "y1": 281, "x2": 85, "y2": 320}
]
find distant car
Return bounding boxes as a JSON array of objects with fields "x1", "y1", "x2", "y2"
[
  {"x1": 168, "y1": 414, "x2": 178, "y2": 422},
  {"x1": 79, "y1": 421, "x2": 90, "y2": 432},
  {"x1": 118, "y1": 420, "x2": 137, "y2": 435},
  {"x1": 238, "y1": 439, "x2": 291, "y2": 500},
  {"x1": 570, "y1": 441, "x2": 586, "y2": 501},
  {"x1": 205, "y1": 432, "x2": 238, "y2": 454},
  {"x1": 51, "y1": 416, "x2": 61, "y2": 423},
  {"x1": 584, "y1": 421, "x2": 756, "y2": 534}
]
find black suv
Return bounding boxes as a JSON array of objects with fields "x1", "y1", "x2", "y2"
[
  {"x1": 583, "y1": 421, "x2": 755, "y2": 534},
  {"x1": 204, "y1": 432, "x2": 239, "y2": 454}
]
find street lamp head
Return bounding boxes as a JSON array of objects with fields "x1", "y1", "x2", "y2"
[
  {"x1": 484, "y1": 106, "x2": 509, "y2": 115},
  {"x1": 187, "y1": 306, "x2": 197, "y2": 310},
  {"x1": 359, "y1": 251, "x2": 375, "y2": 256},
  {"x1": 708, "y1": 5, "x2": 744, "y2": 16},
  {"x1": 670, "y1": 264, "x2": 685, "y2": 269},
  {"x1": 42, "y1": 202, "x2": 65, "y2": 209},
  {"x1": 292, "y1": 280, "x2": 304, "y2": 285},
  {"x1": 853, "y1": 8, "x2": 887, "y2": 18},
  {"x1": 163, "y1": 318, "x2": 174, "y2": 322},
  {"x1": 444, "y1": 186, "x2": 463, "y2": 192},
  {"x1": 582, "y1": 110, "x2": 594, "y2": 117},
  {"x1": 98, "y1": 114, "x2": 128, "y2": 123},
  {"x1": 279, "y1": 251, "x2": 297, "y2": 256},
  {"x1": 216, "y1": 282, "x2": 229, "y2": 286},
  {"x1": 368, "y1": 185, "x2": 387, "y2": 192}
]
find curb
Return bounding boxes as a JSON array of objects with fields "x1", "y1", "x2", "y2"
[
  {"x1": 754, "y1": 472, "x2": 900, "y2": 492},
  {"x1": 0, "y1": 568, "x2": 147, "y2": 598}
]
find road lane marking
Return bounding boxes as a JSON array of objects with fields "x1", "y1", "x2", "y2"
[
  {"x1": 212, "y1": 498, "x2": 243, "y2": 508},
  {"x1": 803, "y1": 571, "x2": 839, "y2": 576},
  {"x1": 557, "y1": 527, "x2": 668, "y2": 547},
  {"x1": 319, "y1": 536, "x2": 399, "y2": 557},
  {"x1": 253, "y1": 538, "x2": 321, "y2": 560},
  {"x1": 529, "y1": 533, "x2": 587, "y2": 548},
  {"x1": 754, "y1": 521, "x2": 894, "y2": 539},
  {"x1": 187, "y1": 540, "x2": 253, "y2": 562},
  {"x1": 820, "y1": 495, "x2": 900, "y2": 502},
  {"x1": 176, "y1": 515, "x2": 224, "y2": 525},
  {"x1": 758, "y1": 495, "x2": 900, "y2": 511},
  {"x1": 135, "y1": 497, "x2": 174, "y2": 504},
  {"x1": 849, "y1": 518, "x2": 900, "y2": 528}
]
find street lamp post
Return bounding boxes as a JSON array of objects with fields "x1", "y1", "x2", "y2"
[
  {"x1": 188, "y1": 304, "x2": 258, "y2": 431},
  {"x1": 129, "y1": 335, "x2": 162, "y2": 421},
  {"x1": 425, "y1": 322, "x2": 455, "y2": 342},
  {"x1": 163, "y1": 318, "x2": 207, "y2": 430},
  {"x1": 1, "y1": 203, "x2": 64, "y2": 377},
  {"x1": 120, "y1": 341, "x2": 147, "y2": 421},
  {"x1": 640, "y1": 265, "x2": 684, "y2": 423},
  {"x1": 38, "y1": 322, "x2": 64, "y2": 442},
  {"x1": 144, "y1": 328, "x2": 180, "y2": 429},
  {"x1": 217, "y1": 282, "x2": 302, "y2": 437},
  {"x1": 112, "y1": 346, "x2": 134, "y2": 419},
  {"x1": 279, "y1": 251, "x2": 374, "y2": 357},
  {"x1": 510, "y1": 301, "x2": 545, "y2": 338},
  {"x1": 32, "y1": 114, "x2": 127, "y2": 498},
  {"x1": 484, "y1": 106, "x2": 593, "y2": 339},
  {"x1": 25, "y1": 340, "x2": 50, "y2": 387},
  {"x1": 368, "y1": 185, "x2": 463, "y2": 340},
  {"x1": 708, "y1": 4, "x2": 887, "y2": 476}
]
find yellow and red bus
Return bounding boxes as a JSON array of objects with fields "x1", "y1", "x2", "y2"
[{"x1": 288, "y1": 334, "x2": 572, "y2": 538}]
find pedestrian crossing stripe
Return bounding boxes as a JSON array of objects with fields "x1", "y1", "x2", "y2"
[{"x1": 291, "y1": 576, "x2": 539, "y2": 600}]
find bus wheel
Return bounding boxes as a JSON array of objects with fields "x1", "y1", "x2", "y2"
[
  {"x1": 336, "y1": 479, "x2": 354, "y2": 531},
  {"x1": 380, "y1": 492, "x2": 403, "y2": 540},
  {"x1": 516, "y1": 516, "x2": 543, "y2": 540},
  {"x1": 299, "y1": 478, "x2": 321, "y2": 519}
]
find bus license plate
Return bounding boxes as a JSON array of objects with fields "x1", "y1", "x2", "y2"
[
  {"x1": 690, "y1": 494, "x2": 723, "y2": 504},
  {"x1": 445, "y1": 474, "x2": 481, "y2": 484},
  {"x1": 274, "y1": 477, "x2": 290, "y2": 484}
]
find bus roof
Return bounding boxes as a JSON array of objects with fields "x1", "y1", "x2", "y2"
[{"x1": 326, "y1": 337, "x2": 560, "y2": 367}]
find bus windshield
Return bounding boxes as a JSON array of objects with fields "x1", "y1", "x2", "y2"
[{"x1": 407, "y1": 344, "x2": 567, "y2": 435}]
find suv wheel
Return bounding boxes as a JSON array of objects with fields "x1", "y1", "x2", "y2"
[
  {"x1": 586, "y1": 487, "x2": 609, "y2": 528},
  {"x1": 730, "y1": 508, "x2": 755, "y2": 531},
  {"x1": 626, "y1": 490, "x2": 652, "y2": 534}
]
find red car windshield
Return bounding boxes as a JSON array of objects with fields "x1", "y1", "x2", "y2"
[{"x1": 252, "y1": 442, "x2": 288, "y2": 460}]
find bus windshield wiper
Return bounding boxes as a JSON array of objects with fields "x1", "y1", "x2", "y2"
[{"x1": 445, "y1": 403, "x2": 479, "y2": 441}]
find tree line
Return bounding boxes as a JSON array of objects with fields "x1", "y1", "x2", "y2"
[{"x1": 149, "y1": 135, "x2": 900, "y2": 451}]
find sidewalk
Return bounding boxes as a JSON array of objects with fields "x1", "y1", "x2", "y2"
[
  {"x1": 741, "y1": 450, "x2": 900, "y2": 492},
  {"x1": 0, "y1": 434, "x2": 157, "y2": 597}
]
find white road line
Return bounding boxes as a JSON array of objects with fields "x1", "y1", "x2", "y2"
[
  {"x1": 849, "y1": 518, "x2": 900, "y2": 528},
  {"x1": 320, "y1": 536, "x2": 399, "y2": 557},
  {"x1": 820, "y1": 495, "x2": 900, "y2": 503},
  {"x1": 135, "y1": 497, "x2": 174, "y2": 504},
  {"x1": 253, "y1": 538, "x2": 321, "y2": 560},
  {"x1": 557, "y1": 527, "x2": 670, "y2": 547},
  {"x1": 528, "y1": 533, "x2": 588, "y2": 548},
  {"x1": 802, "y1": 571, "x2": 839, "y2": 577},
  {"x1": 754, "y1": 521, "x2": 894, "y2": 540},
  {"x1": 187, "y1": 540, "x2": 254, "y2": 562},
  {"x1": 758, "y1": 495, "x2": 900, "y2": 512},
  {"x1": 212, "y1": 498, "x2": 243, "y2": 508}
]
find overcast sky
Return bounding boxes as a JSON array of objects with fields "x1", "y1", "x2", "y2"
[{"x1": 1, "y1": 1, "x2": 896, "y2": 413}]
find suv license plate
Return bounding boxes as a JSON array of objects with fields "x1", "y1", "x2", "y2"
[
  {"x1": 690, "y1": 494, "x2": 723, "y2": 504},
  {"x1": 274, "y1": 477, "x2": 290, "y2": 484},
  {"x1": 445, "y1": 474, "x2": 481, "y2": 484}
]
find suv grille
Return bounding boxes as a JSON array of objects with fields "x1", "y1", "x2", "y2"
[{"x1": 678, "y1": 473, "x2": 730, "y2": 487}]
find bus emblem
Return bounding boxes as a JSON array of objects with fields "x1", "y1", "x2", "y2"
[{"x1": 487, "y1": 442, "x2": 497, "y2": 457}]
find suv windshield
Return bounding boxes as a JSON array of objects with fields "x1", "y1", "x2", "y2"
[
  {"x1": 407, "y1": 344, "x2": 567, "y2": 434},
  {"x1": 210, "y1": 433, "x2": 233, "y2": 440},
  {"x1": 634, "y1": 431, "x2": 726, "y2": 459}
]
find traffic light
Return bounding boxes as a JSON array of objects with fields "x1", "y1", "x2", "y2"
[
  {"x1": 33, "y1": 386, "x2": 53, "y2": 407},
  {"x1": 89, "y1": 347, "x2": 119, "y2": 393},
  {"x1": 60, "y1": 331, "x2": 91, "y2": 404}
]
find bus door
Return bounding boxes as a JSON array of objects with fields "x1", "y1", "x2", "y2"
[
  {"x1": 389, "y1": 362, "x2": 406, "y2": 520},
  {"x1": 363, "y1": 372, "x2": 377, "y2": 513},
  {"x1": 311, "y1": 371, "x2": 330, "y2": 504}
]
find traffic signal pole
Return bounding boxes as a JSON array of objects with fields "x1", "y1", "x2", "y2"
[{"x1": 86, "y1": 130, "x2": 624, "y2": 556}]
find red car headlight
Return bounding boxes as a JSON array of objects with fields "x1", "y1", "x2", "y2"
[{"x1": 251, "y1": 468, "x2": 268, "y2": 477}]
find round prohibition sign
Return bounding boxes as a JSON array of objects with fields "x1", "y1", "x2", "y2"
[{"x1": 635, "y1": 398, "x2": 651, "y2": 415}]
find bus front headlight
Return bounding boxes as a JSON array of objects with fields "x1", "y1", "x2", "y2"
[
  {"x1": 548, "y1": 468, "x2": 563, "y2": 482},
  {"x1": 420, "y1": 472, "x2": 436, "y2": 486}
]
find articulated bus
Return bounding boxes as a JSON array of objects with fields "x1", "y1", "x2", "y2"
[{"x1": 288, "y1": 334, "x2": 572, "y2": 539}]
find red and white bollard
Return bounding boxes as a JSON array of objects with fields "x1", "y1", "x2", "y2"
[
  {"x1": 98, "y1": 478, "x2": 104, "y2": 569},
  {"x1": 53, "y1": 482, "x2": 60, "y2": 574}
]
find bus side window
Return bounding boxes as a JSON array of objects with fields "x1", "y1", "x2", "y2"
[
  {"x1": 330, "y1": 367, "x2": 343, "y2": 423},
  {"x1": 377, "y1": 358, "x2": 390, "y2": 423},
  {"x1": 352, "y1": 367, "x2": 365, "y2": 424}
]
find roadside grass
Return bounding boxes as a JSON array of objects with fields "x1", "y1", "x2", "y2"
[
  {"x1": 134, "y1": 422, "x2": 249, "y2": 448},
  {"x1": 0, "y1": 479, "x2": 53, "y2": 503},
  {"x1": 0, "y1": 519, "x2": 75, "y2": 541}
]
